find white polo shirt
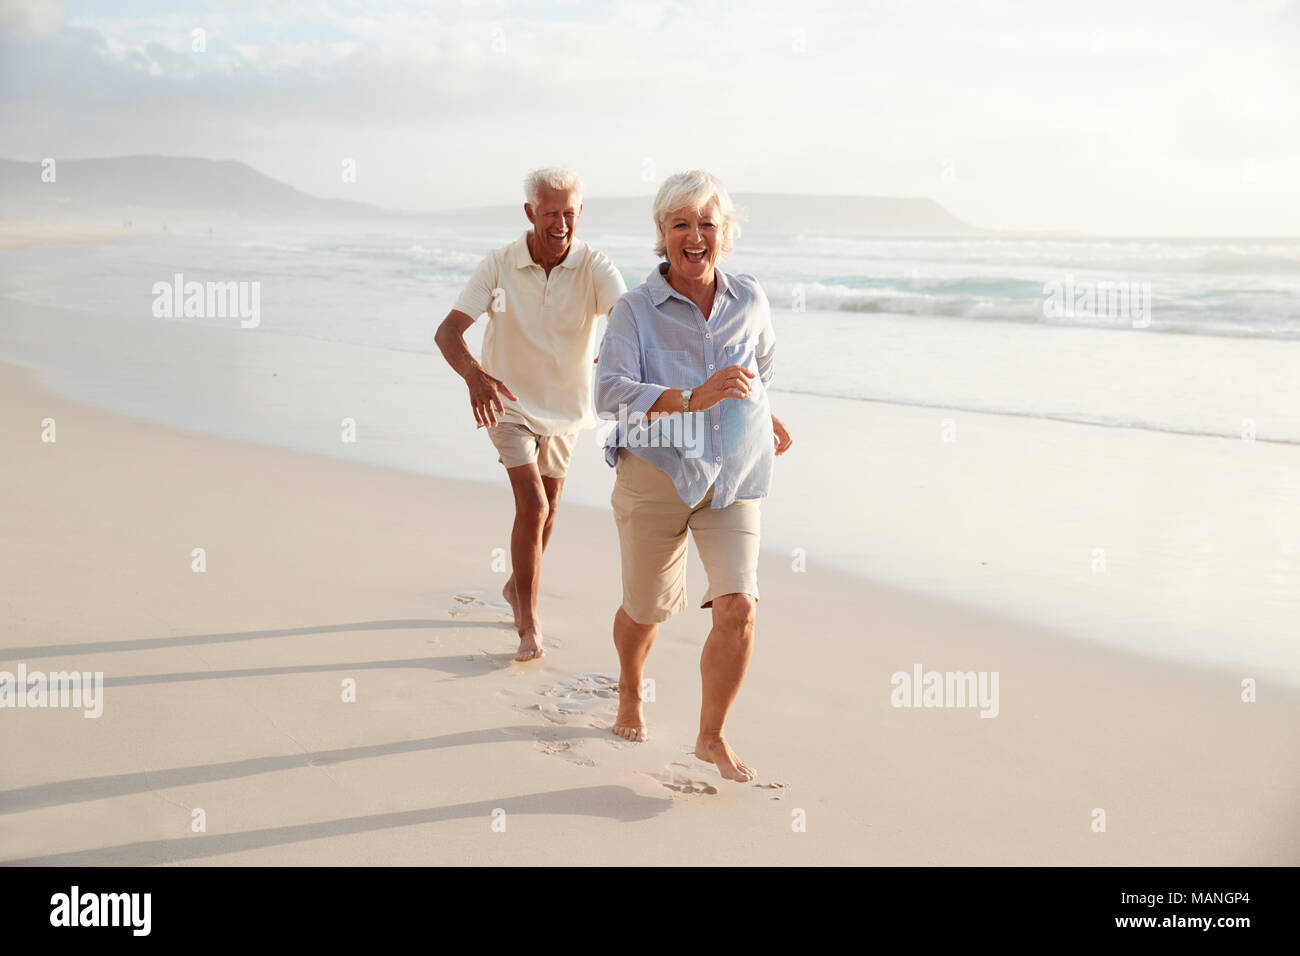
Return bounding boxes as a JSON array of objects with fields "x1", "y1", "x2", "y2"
[{"x1": 453, "y1": 231, "x2": 627, "y2": 435}]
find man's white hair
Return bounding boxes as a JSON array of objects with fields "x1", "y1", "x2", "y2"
[
  {"x1": 524, "y1": 167, "x2": 583, "y2": 206},
  {"x1": 652, "y1": 170, "x2": 739, "y2": 259}
]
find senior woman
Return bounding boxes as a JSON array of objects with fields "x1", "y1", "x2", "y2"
[{"x1": 595, "y1": 170, "x2": 792, "y2": 783}]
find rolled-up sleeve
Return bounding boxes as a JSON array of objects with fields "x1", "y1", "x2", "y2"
[{"x1": 596, "y1": 297, "x2": 668, "y2": 418}]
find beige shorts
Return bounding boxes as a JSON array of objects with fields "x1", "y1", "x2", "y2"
[
  {"x1": 487, "y1": 422, "x2": 578, "y2": 478},
  {"x1": 610, "y1": 448, "x2": 760, "y2": 625}
]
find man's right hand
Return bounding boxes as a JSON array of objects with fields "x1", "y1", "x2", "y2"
[
  {"x1": 468, "y1": 369, "x2": 518, "y2": 428},
  {"x1": 692, "y1": 364, "x2": 756, "y2": 412}
]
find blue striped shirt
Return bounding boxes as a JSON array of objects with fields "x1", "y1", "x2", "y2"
[{"x1": 595, "y1": 262, "x2": 776, "y2": 508}]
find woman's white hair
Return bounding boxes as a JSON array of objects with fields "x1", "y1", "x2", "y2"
[
  {"x1": 652, "y1": 170, "x2": 739, "y2": 259},
  {"x1": 524, "y1": 167, "x2": 583, "y2": 206}
]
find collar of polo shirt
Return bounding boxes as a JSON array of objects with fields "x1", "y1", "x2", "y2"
[{"x1": 512, "y1": 230, "x2": 585, "y2": 271}]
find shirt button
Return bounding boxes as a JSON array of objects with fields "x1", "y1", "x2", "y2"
[
  {"x1": 705, "y1": 332, "x2": 711, "y2": 339},
  {"x1": 715, "y1": 456, "x2": 721, "y2": 462},
  {"x1": 713, "y1": 424, "x2": 719, "y2": 430},
  {"x1": 708, "y1": 364, "x2": 714, "y2": 370}
]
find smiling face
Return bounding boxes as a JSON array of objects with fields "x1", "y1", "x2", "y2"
[
  {"x1": 525, "y1": 183, "x2": 582, "y2": 262},
  {"x1": 661, "y1": 200, "x2": 722, "y2": 283}
]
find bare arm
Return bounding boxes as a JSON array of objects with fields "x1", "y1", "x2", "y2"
[
  {"x1": 641, "y1": 364, "x2": 791, "y2": 455},
  {"x1": 645, "y1": 365, "x2": 756, "y2": 418},
  {"x1": 434, "y1": 309, "x2": 482, "y2": 380},
  {"x1": 434, "y1": 309, "x2": 517, "y2": 428}
]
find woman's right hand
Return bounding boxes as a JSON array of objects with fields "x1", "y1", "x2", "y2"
[{"x1": 692, "y1": 364, "x2": 756, "y2": 411}]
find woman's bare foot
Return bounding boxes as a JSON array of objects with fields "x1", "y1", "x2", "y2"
[
  {"x1": 612, "y1": 690, "x2": 648, "y2": 742},
  {"x1": 502, "y1": 577, "x2": 520, "y2": 625},
  {"x1": 515, "y1": 624, "x2": 544, "y2": 662},
  {"x1": 694, "y1": 733, "x2": 756, "y2": 782}
]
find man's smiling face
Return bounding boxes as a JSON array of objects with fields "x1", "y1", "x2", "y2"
[{"x1": 525, "y1": 183, "x2": 582, "y2": 262}]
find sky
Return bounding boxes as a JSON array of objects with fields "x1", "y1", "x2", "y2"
[{"x1": 1, "y1": 0, "x2": 1297, "y2": 235}]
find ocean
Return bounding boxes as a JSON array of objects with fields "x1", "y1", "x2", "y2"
[
  {"x1": 2, "y1": 219, "x2": 1298, "y2": 685},
  {"x1": 6, "y1": 220, "x2": 1298, "y2": 444}
]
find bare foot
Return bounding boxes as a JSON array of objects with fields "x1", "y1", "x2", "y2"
[
  {"x1": 515, "y1": 624, "x2": 544, "y2": 662},
  {"x1": 694, "y1": 734, "x2": 756, "y2": 782},
  {"x1": 502, "y1": 577, "x2": 519, "y2": 625},
  {"x1": 612, "y1": 689, "x2": 648, "y2": 742}
]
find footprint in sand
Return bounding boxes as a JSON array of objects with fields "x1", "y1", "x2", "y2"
[
  {"x1": 648, "y1": 762, "x2": 719, "y2": 796},
  {"x1": 448, "y1": 591, "x2": 486, "y2": 616},
  {"x1": 519, "y1": 674, "x2": 621, "y2": 759},
  {"x1": 448, "y1": 590, "x2": 513, "y2": 618},
  {"x1": 516, "y1": 701, "x2": 572, "y2": 725},
  {"x1": 533, "y1": 732, "x2": 595, "y2": 767},
  {"x1": 533, "y1": 672, "x2": 619, "y2": 721},
  {"x1": 497, "y1": 722, "x2": 596, "y2": 766}
]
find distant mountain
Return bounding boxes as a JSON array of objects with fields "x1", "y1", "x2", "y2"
[
  {"x1": 429, "y1": 193, "x2": 982, "y2": 237},
  {"x1": 0, "y1": 155, "x2": 983, "y2": 235},
  {"x1": 0, "y1": 155, "x2": 384, "y2": 221},
  {"x1": 737, "y1": 193, "x2": 981, "y2": 236}
]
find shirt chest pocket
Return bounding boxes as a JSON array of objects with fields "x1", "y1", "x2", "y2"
[
  {"x1": 720, "y1": 341, "x2": 765, "y2": 399},
  {"x1": 720, "y1": 341, "x2": 756, "y2": 372},
  {"x1": 643, "y1": 348, "x2": 691, "y2": 386}
]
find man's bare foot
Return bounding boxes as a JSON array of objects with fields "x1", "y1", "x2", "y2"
[
  {"x1": 694, "y1": 733, "x2": 756, "y2": 782},
  {"x1": 515, "y1": 624, "x2": 544, "y2": 662},
  {"x1": 612, "y1": 690, "x2": 648, "y2": 742},
  {"x1": 502, "y1": 577, "x2": 520, "y2": 625}
]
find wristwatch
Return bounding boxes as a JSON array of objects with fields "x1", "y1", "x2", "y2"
[{"x1": 682, "y1": 388, "x2": 693, "y2": 413}]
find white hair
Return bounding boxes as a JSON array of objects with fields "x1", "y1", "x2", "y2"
[
  {"x1": 524, "y1": 167, "x2": 583, "y2": 206},
  {"x1": 652, "y1": 170, "x2": 739, "y2": 259}
]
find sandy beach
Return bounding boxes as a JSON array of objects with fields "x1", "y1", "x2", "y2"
[
  {"x1": 0, "y1": 219, "x2": 137, "y2": 251},
  {"x1": 3, "y1": 4, "x2": 1298, "y2": 932},
  {"x1": 2, "y1": 355, "x2": 1297, "y2": 866}
]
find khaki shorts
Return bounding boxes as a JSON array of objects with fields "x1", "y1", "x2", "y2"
[
  {"x1": 610, "y1": 448, "x2": 760, "y2": 625},
  {"x1": 487, "y1": 422, "x2": 578, "y2": 478}
]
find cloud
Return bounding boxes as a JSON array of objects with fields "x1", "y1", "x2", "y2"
[
  {"x1": 0, "y1": 0, "x2": 64, "y2": 36},
  {"x1": 0, "y1": 0, "x2": 1296, "y2": 232}
]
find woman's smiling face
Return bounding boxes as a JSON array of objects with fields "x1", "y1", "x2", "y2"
[{"x1": 661, "y1": 200, "x2": 722, "y2": 282}]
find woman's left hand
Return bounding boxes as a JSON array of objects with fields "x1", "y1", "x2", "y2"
[{"x1": 772, "y1": 414, "x2": 793, "y2": 456}]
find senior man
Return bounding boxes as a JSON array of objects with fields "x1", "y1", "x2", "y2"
[{"x1": 435, "y1": 167, "x2": 626, "y2": 661}]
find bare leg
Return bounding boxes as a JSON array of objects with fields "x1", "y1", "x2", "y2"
[
  {"x1": 695, "y1": 593, "x2": 757, "y2": 781},
  {"x1": 503, "y1": 475, "x2": 564, "y2": 627},
  {"x1": 611, "y1": 606, "x2": 657, "y2": 741},
  {"x1": 540, "y1": 475, "x2": 564, "y2": 549},
  {"x1": 502, "y1": 464, "x2": 548, "y2": 661}
]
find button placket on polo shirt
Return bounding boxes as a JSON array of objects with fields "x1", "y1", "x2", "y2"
[
  {"x1": 539, "y1": 264, "x2": 557, "y2": 319},
  {"x1": 696, "y1": 300, "x2": 721, "y2": 464}
]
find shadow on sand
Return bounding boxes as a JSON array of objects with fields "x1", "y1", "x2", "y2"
[
  {"x1": 2, "y1": 785, "x2": 672, "y2": 865},
  {"x1": 1, "y1": 618, "x2": 508, "y2": 660},
  {"x1": 0, "y1": 726, "x2": 605, "y2": 814}
]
